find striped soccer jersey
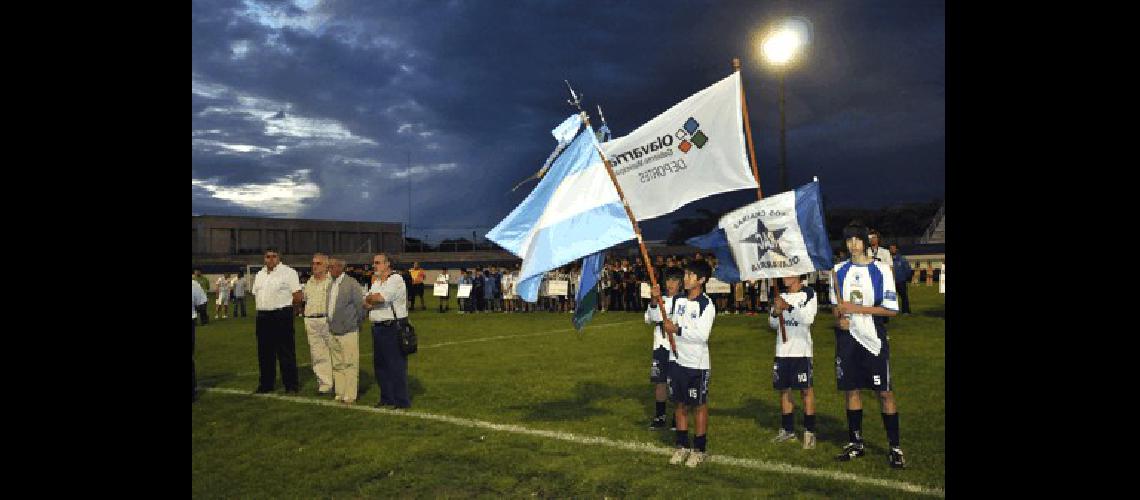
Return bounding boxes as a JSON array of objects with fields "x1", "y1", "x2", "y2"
[{"x1": 829, "y1": 260, "x2": 898, "y2": 355}]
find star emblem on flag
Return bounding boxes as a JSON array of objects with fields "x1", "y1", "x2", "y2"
[{"x1": 740, "y1": 218, "x2": 788, "y2": 260}]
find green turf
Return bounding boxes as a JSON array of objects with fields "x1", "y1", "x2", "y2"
[{"x1": 194, "y1": 285, "x2": 945, "y2": 498}]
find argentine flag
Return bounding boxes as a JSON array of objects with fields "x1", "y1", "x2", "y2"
[
  {"x1": 687, "y1": 179, "x2": 832, "y2": 282},
  {"x1": 487, "y1": 115, "x2": 636, "y2": 302}
]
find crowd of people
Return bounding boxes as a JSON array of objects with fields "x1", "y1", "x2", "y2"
[
  {"x1": 192, "y1": 225, "x2": 917, "y2": 469},
  {"x1": 192, "y1": 270, "x2": 249, "y2": 325}
]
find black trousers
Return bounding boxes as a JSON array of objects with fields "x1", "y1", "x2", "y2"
[
  {"x1": 197, "y1": 304, "x2": 209, "y2": 325},
  {"x1": 896, "y1": 281, "x2": 911, "y2": 314},
  {"x1": 372, "y1": 322, "x2": 411, "y2": 407},
  {"x1": 255, "y1": 307, "x2": 300, "y2": 391},
  {"x1": 608, "y1": 288, "x2": 622, "y2": 310},
  {"x1": 192, "y1": 318, "x2": 197, "y2": 397},
  {"x1": 233, "y1": 297, "x2": 247, "y2": 317},
  {"x1": 414, "y1": 283, "x2": 426, "y2": 310}
]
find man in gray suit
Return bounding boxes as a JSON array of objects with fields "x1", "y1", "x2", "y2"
[{"x1": 326, "y1": 257, "x2": 365, "y2": 404}]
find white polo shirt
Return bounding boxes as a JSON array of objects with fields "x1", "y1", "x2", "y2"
[
  {"x1": 252, "y1": 263, "x2": 301, "y2": 310},
  {"x1": 368, "y1": 272, "x2": 408, "y2": 321},
  {"x1": 192, "y1": 280, "x2": 207, "y2": 318}
]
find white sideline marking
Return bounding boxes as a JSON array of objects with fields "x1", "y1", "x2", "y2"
[
  {"x1": 201, "y1": 387, "x2": 944, "y2": 497},
  {"x1": 236, "y1": 320, "x2": 638, "y2": 376}
]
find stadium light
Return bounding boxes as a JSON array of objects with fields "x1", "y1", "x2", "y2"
[
  {"x1": 759, "y1": 17, "x2": 812, "y2": 191},
  {"x1": 760, "y1": 18, "x2": 810, "y2": 68}
]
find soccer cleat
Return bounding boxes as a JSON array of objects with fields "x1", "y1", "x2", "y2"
[
  {"x1": 669, "y1": 447, "x2": 690, "y2": 465},
  {"x1": 649, "y1": 416, "x2": 667, "y2": 430},
  {"x1": 771, "y1": 429, "x2": 798, "y2": 443},
  {"x1": 835, "y1": 442, "x2": 866, "y2": 461},
  {"x1": 888, "y1": 447, "x2": 906, "y2": 469},
  {"x1": 802, "y1": 431, "x2": 816, "y2": 449},
  {"x1": 684, "y1": 451, "x2": 707, "y2": 468}
]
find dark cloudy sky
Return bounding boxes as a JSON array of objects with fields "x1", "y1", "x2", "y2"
[{"x1": 192, "y1": 0, "x2": 944, "y2": 242}]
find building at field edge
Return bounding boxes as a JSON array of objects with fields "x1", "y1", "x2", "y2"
[{"x1": 193, "y1": 215, "x2": 403, "y2": 258}]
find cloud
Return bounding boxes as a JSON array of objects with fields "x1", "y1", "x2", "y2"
[
  {"x1": 193, "y1": 0, "x2": 945, "y2": 239},
  {"x1": 192, "y1": 169, "x2": 321, "y2": 218}
]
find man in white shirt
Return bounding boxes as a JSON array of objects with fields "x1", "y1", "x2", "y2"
[
  {"x1": 866, "y1": 229, "x2": 893, "y2": 272},
  {"x1": 250, "y1": 249, "x2": 303, "y2": 394},
  {"x1": 232, "y1": 272, "x2": 248, "y2": 318},
  {"x1": 768, "y1": 274, "x2": 819, "y2": 449},
  {"x1": 830, "y1": 223, "x2": 905, "y2": 468},
  {"x1": 365, "y1": 253, "x2": 412, "y2": 409},
  {"x1": 192, "y1": 279, "x2": 208, "y2": 402},
  {"x1": 436, "y1": 267, "x2": 451, "y2": 313},
  {"x1": 214, "y1": 273, "x2": 231, "y2": 319},
  {"x1": 303, "y1": 253, "x2": 335, "y2": 395}
]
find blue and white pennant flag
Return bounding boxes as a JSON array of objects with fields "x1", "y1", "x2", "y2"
[
  {"x1": 688, "y1": 180, "x2": 832, "y2": 281},
  {"x1": 486, "y1": 115, "x2": 636, "y2": 302}
]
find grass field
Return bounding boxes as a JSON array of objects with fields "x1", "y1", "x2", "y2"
[{"x1": 193, "y1": 285, "x2": 945, "y2": 498}]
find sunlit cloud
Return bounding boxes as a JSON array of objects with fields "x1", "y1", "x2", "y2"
[{"x1": 192, "y1": 169, "x2": 320, "y2": 217}]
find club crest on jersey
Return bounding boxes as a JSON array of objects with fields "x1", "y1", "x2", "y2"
[{"x1": 885, "y1": 290, "x2": 897, "y2": 301}]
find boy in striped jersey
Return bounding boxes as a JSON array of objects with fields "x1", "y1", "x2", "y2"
[
  {"x1": 768, "y1": 274, "x2": 819, "y2": 449},
  {"x1": 645, "y1": 269, "x2": 684, "y2": 430},
  {"x1": 830, "y1": 222, "x2": 905, "y2": 469},
  {"x1": 653, "y1": 260, "x2": 716, "y2": 468}
]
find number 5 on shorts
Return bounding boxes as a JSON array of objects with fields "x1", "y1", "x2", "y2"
[{"x1": 873, "y1": 375, "x2": 881, "y2": 386}]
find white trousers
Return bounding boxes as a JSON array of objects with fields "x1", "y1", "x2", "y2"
[
  {"x1": 328, "y1": 331, "x2": 359, "y2": 402},
  {"x1": 303, "y1": 317, "x2": 334, "y2": 391}
]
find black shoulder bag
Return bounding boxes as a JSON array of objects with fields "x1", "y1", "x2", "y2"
[{"x1": 389, "y1": 303, "x2": 418, "y2": 355}]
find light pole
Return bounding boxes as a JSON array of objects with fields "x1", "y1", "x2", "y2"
[{"x1": 761, "y1": 18, "x2": 810, "y2": 191}]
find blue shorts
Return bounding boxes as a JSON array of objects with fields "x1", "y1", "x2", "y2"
[
  {"x1": 835, "y1": 327, "x2": 892, "y2": 392},
  {"x1": 773, "y1": 357, "x2": 813, "y2": 390},
  {"x1": 650, "y1": 346, "x2": 673, "y2": 383},
  {"x1": 668, "y1": 364, "x2": 710, "y2": 406}
]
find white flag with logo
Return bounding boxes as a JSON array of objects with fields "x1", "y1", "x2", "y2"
[{"x1": 601, "y1": 72, "x2": 757, "y2": 221}]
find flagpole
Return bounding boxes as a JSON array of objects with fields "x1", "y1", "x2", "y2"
[
  {"x1": 734, "y1": 58, "x2": 788, "y2": 343},
  {"x1": 579, "y1": 112, "x2": 679, "y2": 357}
]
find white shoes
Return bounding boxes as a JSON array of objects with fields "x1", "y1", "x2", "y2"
[
  {"x1": 803, "y1": 431, "x2": 816, "y2": 449},
  {"x1": 684, "y1": 451, "x2": 707, "y2": 468},
  {"x1": 771, "y1": 429, "x2": 798, "y2": 443},
  {"x1": 669, "y1": 447, "x2": 690, "y2": 465}
]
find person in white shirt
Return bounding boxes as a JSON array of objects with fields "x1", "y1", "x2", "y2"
[
  {"x1": 644, "y1": 269, "x2": 683, "y2": 430},
  {"x1": 214, "y1": 273, "x2": 231, "y2": 319},
  {"x1": 364, "y1": 253, "x2": 411, "y2": 409},
  {"x1": 652, "y1": 260, "x2": 716, "y2": 468},
  {"x1": 232, "y1": 272, "x2": 248, "y2": 318},
  {"x1": 866, "y1": 229, "x2": 893, "y2": 272},
  {"x1": 830, "y1": 222, "x2": 905, "y2": 468},
  {"x1": 767, "y1": 274, "x2": 819, "y2": 449},
  {"x1": 250, "y1": 249, "x2": 303, "y2": 394},
  {"x1": 302, "y1": 253, "x2": 335, "y2": 395},
  {"x1": 192, "y1": 279, "x2": 208, "y2": 402},
  {"x1": 436, "y1": 267, "x2": 451, "y2": 313},
  {"x1": 501, "y1": 270, "x2": 515, "y2": 313}
]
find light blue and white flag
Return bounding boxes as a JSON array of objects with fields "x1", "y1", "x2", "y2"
[
  {"x1": 512, "y1": 114, "x2": 584, "y2": 192},
  {"x1": 688, "y1": 179, "x2": 832, "y2": 281},
  {"x1": 487, "y1": 115, "x2": 636, "y2": 302}
]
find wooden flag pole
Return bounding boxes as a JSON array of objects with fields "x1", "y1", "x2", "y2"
[
  {"x1": 734, "y1": 57, "x2": 788, "y2": 343},
  {"x1": 578, "y1": 112, "x2": 679, "y2": 357}
]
